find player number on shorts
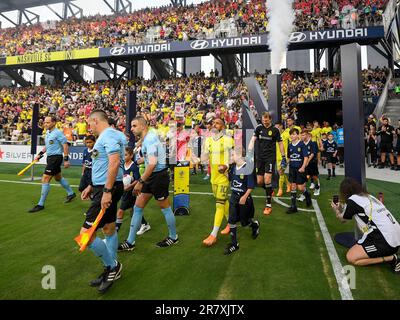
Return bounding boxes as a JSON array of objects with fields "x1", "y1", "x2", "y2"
[{"x1": 220, "y1": 185, "x2": 228, "y2": 194}]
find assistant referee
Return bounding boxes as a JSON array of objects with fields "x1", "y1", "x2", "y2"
[{"x1": 28, "y1": 116, "x2": 76, "y2": 213}]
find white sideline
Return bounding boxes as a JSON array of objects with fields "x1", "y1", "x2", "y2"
[
  {"x1": 273, "y1": 197, "x2": 315, "y2": 212},
  {"x1": 312, "y1": 199, "x2": 354, "y2": 300},
  {"x1": 0, "y1": 178, "x2": 352, "y2": 299},
  {"x1": 0, "y1": 179, "x2": 290, "y2": 199}
]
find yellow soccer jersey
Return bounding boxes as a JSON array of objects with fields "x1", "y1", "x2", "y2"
[
  {"x1": 321, "y1": 126, "x2": 333, "y2": 135},
  {"x1": 311, "y1": 127, "x2": 321, "y2": 142},
  {"x1": 276, "y1": 133, "x2": 288, "y2": 163},
  {"x1": 206, "y1": 134, "x2": 234, "y2": 185},
  {"x1": 282, "y1": 125, "x2": 301, "y2": 147}
]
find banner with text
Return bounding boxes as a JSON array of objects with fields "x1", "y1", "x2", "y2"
[{"x1": 0, "y1": 145, "x2": 86, "y2": 166}]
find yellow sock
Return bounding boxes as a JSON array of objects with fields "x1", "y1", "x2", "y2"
[
  {"x1": 214, "y1": 201, "x2": 226, "y2": 228},
  {"x1": 279, "y1": 175, "x2": 285, "y2": 189},
  {"x1": 284, "y1": 174, "x2": 290, "y2": 187},
  {"x1": 224, "y1": 200, "x2": 229, "y2": 220}
]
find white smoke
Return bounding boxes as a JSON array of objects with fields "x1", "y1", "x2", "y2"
[{"x1": 266, "y1": 0, "x2": 295, "y2": 74}]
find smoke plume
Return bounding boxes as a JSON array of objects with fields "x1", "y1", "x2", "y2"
[{"x1": 267, "y1": 0, "x2": 295, "y2": 74}]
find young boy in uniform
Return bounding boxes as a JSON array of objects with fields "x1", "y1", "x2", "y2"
[
  {"x1": 287, "y1": 128, "x2": 311, "y2": 214},
  {"x1": 225, "y1": 148, "x2": 260, "y2": 255}
]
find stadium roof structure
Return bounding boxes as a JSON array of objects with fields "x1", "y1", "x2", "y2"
[{"x1": 0, "y1": 0, "x2": 64, "y2": 13}]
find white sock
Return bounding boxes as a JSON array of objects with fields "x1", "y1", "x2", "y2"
[{"x1": 211, "y1": 226, "x2": 220, "y2": 237}]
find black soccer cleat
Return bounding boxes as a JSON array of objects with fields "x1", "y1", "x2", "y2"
[
  {"x1": 305, "y1": 196, "x2": 312, "y2": 208},
  {"x1": 28, "y1": 205, "x2": 44, "y2": 213},
  {"x1": 286, "y1": 207, "x2": 298, "y2": 214},
  {"x1": 97, "y1": 261, "x2": 122, "y2": 294},
  {"x1": 89, "y1": 267, "x2": 109, "y2": 287},
  {"x1": 326, "y1": 176, "x2": 331, "y2": 180},
  {"x1": 118, "y1": 240, "x2": 135, "y2": 252},
  {"x1": 392, "y1": 254, "x2": 400, "y2": 274},
  {"x1": 156, "y1": 236, "x2": 179, "y2": 247},
  {"x1": 64, "y1": 193, "x2": 76, "y2": 203},
  {"x1": 224, "y1": 242, "x2": 239, "y2": 255},
  {"x1": 251, "y1": 220, "x2": 260, "y2": 239}
]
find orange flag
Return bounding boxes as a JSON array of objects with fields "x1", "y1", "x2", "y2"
[{"x1": 74, "y1": 209, "x2": 105, "y2": 252}]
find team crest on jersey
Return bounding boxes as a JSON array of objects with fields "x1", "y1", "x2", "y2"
[
  {"x1": 240, "y1": 174, "x2": 244, "y2": 179},
  {"x1": 268, "y1": 131, "x2": 272, "y2": 136},
  {"x1": 298, "y1": 148, "x2": 301, "y2": 152},
  {"x1": 49, "y1": 140, "x2": 54, "y2": 145},
  {"x1": 92, "y1": 149, "x2": 99, "y2": 159}
]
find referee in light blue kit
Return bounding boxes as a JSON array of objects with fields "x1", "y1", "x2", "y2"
[
  {"x1": 80, "y1": 110, "x2": 126, "y2": 294},
  {"x1": 29, "y1": 116, "x2": 76, "y2": 213}
]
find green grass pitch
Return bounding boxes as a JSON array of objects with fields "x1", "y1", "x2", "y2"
[{"x1": 0, "y1": 163, "x2": 399, "y2": 300}]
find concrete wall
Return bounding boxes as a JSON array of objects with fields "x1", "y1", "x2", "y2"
[
  {"x1": 367, "y1": 45, "x2": 388, "y2": 69},
  {"x1": 286, "y1": 49, "x2": 311, "y2": 72},
  {"x1": 249, "y1": 52, "x2": 270, "y2": 74},
  {"x1": 184, "y1": 57, "x2": 202, "y2": 76}
]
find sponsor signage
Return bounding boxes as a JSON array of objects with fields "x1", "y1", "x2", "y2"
[
  {"x1": 0, "y1": 145, "x2": 85, "y2": 166},
  {"x1": 3, "y1": 48, "x2": 99, "y2": 66},
  {"x1": 0, "y1": 26, "x2": 384, "y2": 67},
  {"x1": 100, "y1": 26, "x2": 384, "y2": 58}
]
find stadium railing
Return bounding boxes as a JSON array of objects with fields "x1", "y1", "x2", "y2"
[
  {"x1": 383, "y1": 0, "x2": 397, "y2": 34},
  {"x1": 373, "y1": 69, "x2": 392, "y2": 120}
]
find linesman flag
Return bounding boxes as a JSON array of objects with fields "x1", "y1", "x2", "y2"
[
  {"x1": 17, "y1": 159, "x2": 38, "y2": 176},
  {"x1": 74, "y1": 209, "x2": 105, "y2": 252}
]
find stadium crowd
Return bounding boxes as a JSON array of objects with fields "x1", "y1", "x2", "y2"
[
  {"x1": 0, "y1": 68, "x2": 387, "y2": 141},
  {"x1": 0, "y1": 0, "x2": 389, "y2": 57},
  {"x1": 0, "y1": 67, "x2": 389, "y2": 143}
]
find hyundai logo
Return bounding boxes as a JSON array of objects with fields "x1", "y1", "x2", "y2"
[
  {"x1": 110, "y1": 47, "x2": 126, "y2": 56},
  {"x1": 190, "y1": 40, "x2": 209, "y2": 50},
  {"x1": 288, "y1": 32, "x2": 307, "y2": 43}
]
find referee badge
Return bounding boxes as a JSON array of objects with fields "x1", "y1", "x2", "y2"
[{"x1": 92, "y1": 149, "x2": 99, "y2": 159}]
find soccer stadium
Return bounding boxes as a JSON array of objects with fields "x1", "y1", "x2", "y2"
[{"x1": 0, "y1": 0, "x2": 400, "y2": 305}]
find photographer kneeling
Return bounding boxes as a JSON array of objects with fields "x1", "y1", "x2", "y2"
[{"x1": 331, "y1": 178, "x2": 400, "y2": 273}]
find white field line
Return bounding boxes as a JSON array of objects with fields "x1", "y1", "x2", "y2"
[{"x1": 312, "y1": 199, "x2": 354, "y2": 300}]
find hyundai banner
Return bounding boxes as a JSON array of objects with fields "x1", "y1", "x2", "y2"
[{"x1": 100, "y1": 26, "x2": 384, "y2": 59}]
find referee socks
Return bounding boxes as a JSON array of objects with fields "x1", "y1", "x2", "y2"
[
  {"x1": 89, "y1": 237, "x2": 116, "y2": 269},
  {"x1": 38, "y1": 183, "x2": 50, "y2": 207},
  {"x1": 127, "y1": 206, "x2": 144, "y2": 245},
  {"x1": 162, "y1": 207, "x2": 177, "y2": 240}
]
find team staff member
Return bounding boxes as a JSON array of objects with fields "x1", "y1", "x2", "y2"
[
  {"x1": 248, "y1": 112, "x2": 286, "y2": 216},
  {"x1": 29, "y1": 116, "x2": 76, "y2": 213},
  {"x1": 80, "y1": 110, "x2": 126, "y2": 294},
  {"x1": 331, "y1": 178, "x2": 400, "y2": 272},
  {"x1": 377, "y1": 117, "x2": 396, "y2": 170},
  {"x1": 119, "y1": 116, "x2": 178, "y2": 251}
]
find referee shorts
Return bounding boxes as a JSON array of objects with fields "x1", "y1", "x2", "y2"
[
  {"x1": 141, "y1": 169, "x2": 170, "y2": 201},
  {"x1": 44, "y1": 155, "x2": 63, "y2": 176},
  {"x1": 83, "y1": 182, "x2": 124, "y2": 230}
]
